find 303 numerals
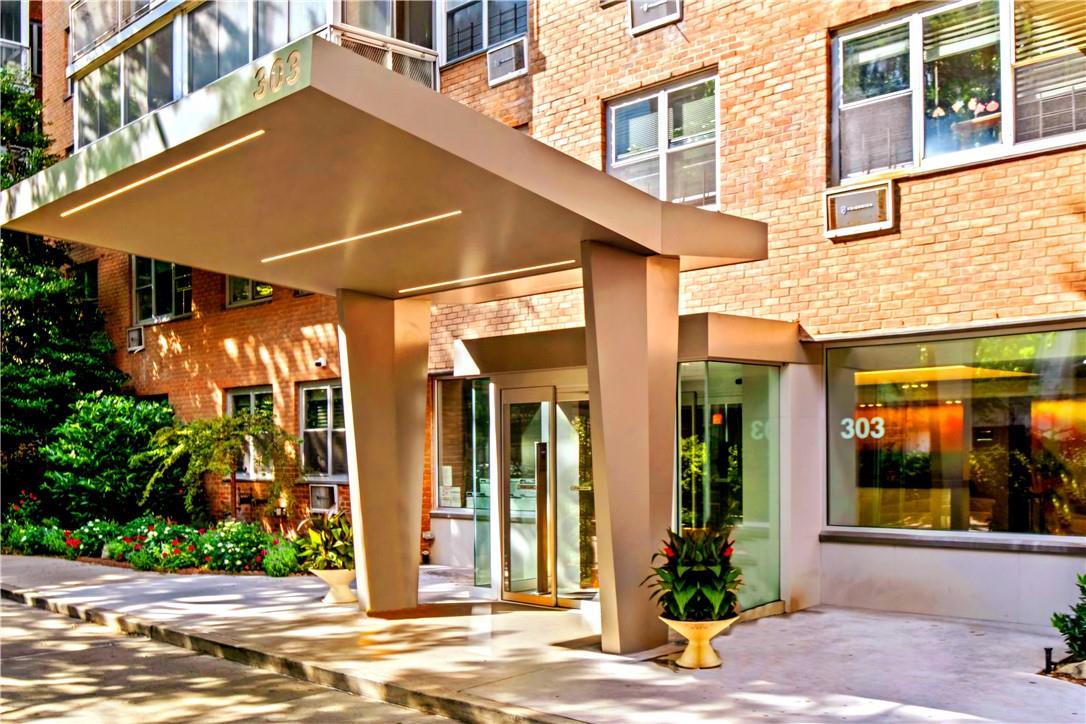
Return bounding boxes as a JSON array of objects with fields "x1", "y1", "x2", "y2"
[
  {"x1": 840, "y1": 416, "x2": 885, "y2": 440},
  {"x1": 253, "y1": 50, "x2": 302, "y2": 100}
]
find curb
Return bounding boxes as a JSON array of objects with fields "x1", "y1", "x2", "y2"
[{"x1": 1, "y1": 585, "x2": 580, "y2": 724}]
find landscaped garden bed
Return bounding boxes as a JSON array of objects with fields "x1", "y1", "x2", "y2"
[{"x1": 2, "y1": 502, "x2": 303, "y2": 577}]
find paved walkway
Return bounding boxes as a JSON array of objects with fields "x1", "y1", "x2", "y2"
[
  {"x1": 1, "y1": 556, "x2": 1081, "y2": 723},
  {"x1": 0, "y1": 600, "x2": 445, "y2": 722}
]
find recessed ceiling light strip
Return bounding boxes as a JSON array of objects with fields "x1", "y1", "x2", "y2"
[
  {"x1": 60, "y1": 129, "x2": 266, "y2": 218},
  {"x1": 260, "y1": 210, "x2": 463, "y2": 263},
  {"x1": 398, "y1": 259, "x2": 579, "y2": 295}
]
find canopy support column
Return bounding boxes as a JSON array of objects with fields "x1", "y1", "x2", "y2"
[
  {"x1": 336, "y1": 290, "x2": 431, "y2": 612},
  {"x1": 581, "y1": 241, "x2": 679, "y2": 654}
]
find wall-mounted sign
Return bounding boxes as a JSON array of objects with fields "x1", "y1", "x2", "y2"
[
  {"x1": 824, "y1": 179, "x2": 895, "y2": 240},
  {"x1": 253, "y1": 49, "x2": 302, "y2": 101}
]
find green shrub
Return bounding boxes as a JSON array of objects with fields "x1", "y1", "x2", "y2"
[
  {"x1": 642, "y1": 528, "x2": 742, "y2": 621},
  {"x1": 5, "y1": 490, "x2": 42, "y2": 525},
  {"x1": 1052, "y1": 573, "x2": 1086, "y2": 662},
  {"x1": 297, "y1": 513, "x2": 354, "y2": 570},
  {"x1": 199, "y1": 521, "x2": 270, "y2": 572},
  {"x1": 11, "y1": 524, "x2": 69, "y2": 556},
  {"x1": 40, "y1": 393, "x2": 185, "y2": 526},
  {"x1": 262, "y1": 538, "x2": 300, "y2": 577}
]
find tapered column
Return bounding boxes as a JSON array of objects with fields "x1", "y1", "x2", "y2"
[
  {"x1": 581, "y1": 241, "x2": 679, "y2": 654},
  {"x1": 336, "y1": 290, "x2": 430, "y2": 612}
]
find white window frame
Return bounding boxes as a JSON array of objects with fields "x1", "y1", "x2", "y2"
[
  {"x1": 299, "y1": 380, "x2": 347, "y2": 482},
  {"x1": 832, "y1": 0, "x2": 1086, "y2": 186},
  {"x1": 225, "y1": 276, "x2": 274, "y2": 308},
  {"x1": 130, "y1": 255, "x2": 192, "y2": 324},
  {"x1": 308, "y1": 483, "x2": 338, "y2": 514},
  {"x1": 225, "y1": 386, "x2": 275, "y2": 481},
  {"x1": 0, "y1": 0, "x2": 30, "y2": 69},
  {"x1": 438, "y1": 0, "x2": 527, "y2": 66},
  {"x1": 605, "y1": 72, "x2": 720, "y2": 210},
  {"x1": 627, "y1": 0, "x2": 682, "y2": 36}
]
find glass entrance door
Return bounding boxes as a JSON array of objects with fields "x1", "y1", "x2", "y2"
[
  {"x1": 501, "y1": 387, "x2": 597, "y2": 607},
  {"x1": 502, "y1": 387, "x2": 553, "y2": 605}
]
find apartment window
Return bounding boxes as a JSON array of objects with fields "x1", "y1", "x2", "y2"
[
  {"x1": 833, "y1": 1, "x2": 1086, "y2": 183},
  {"x1": 226, "y1": 387, "x2": 275, "y2": 478},
  {"x1": 188, "y1": 0, "x2": 252, "y2": 92},
  {"x1": 827, "y1": 328, "x2": 1086, "y2": 537},
  {"x1": 606, "y1": 74, "x2": 718, "y2": 207},
  {"x1": 132, "y1": 256, "x2": 192, "y2": 323},
  {"x1": 255, "y1": 0, "x2": 327, "y2": 57},
  {"x1": 309, "y1": 483, "x2": 337, "y2": 514},
  {"x1": 124, "y1": 23, "x2": 174, "y2": 124},
  {"x1": 70, "y1": 0, "x2": 119, "y2": 58},
  {"x1": 435, "y1": 378, "x2": 491, "y2": 510},
  {"x1": 226, "y1": 276, "x2": 273, "y2": 307},
  {"x1": 77, "y1": 56, "x2": 122, "y2": 147},
  {"x1": 1013, "y1": 1, "x2": 1086, "y2": 142},
  {"x1": 443, "y1": 0, "x2": 526, "y2": 63},
  {"x1": 72, "y1": 261, "x2": 99, "y2": 303},
  {"x1": 301, "y1": 382, "x2": 347, "y2": 479},
  {"x1": 29, "y1": 19, "x2": 40, "y2": 78}
]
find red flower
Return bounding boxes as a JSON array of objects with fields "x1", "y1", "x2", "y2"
[
  {"x1": 172, "y1": 547, "x2": 181, "y2": 554},
  {"x1": 12, "y1": 505, "x2": 19, "y2": 511},
  {"x1": 272, "y1": 538, "x2": 279, "y2": 546},
  {"x1": 187, "y1": 544, "x2": 195, "y2": 552},
  {"x1": 243, "y1": 565, "x2": 250, "y2": 571},
  {"x1": 663, "y1": 545, "x2": 675, "y2": 558},
  {"x1": 260, "y1": 549, "x2": 268, "y2": 556},
  {"x1": 205, "y1": 555, "x2": 212, "y2": 562},
  {"x1": 133, "y1": 543, "x2": 142, "y2": 551},
  {"x1": 137, "y1": 535, "x2": 146, "y2": 541},
  {"x1": 171, "y1": 538, "x2": 180, "y2": 546},
  {"x1": 197, "y1": 528, "x2": 206, "y2": 535},
  {"x1": 724, "y1": 546, "x2": 734, "y2": 558},
  {"x1": 162, "y1": 552, "x2": 169, "y2": 558},
  {"x1": 116, "y1": 553, "x2": 124, "y2": 561},
  {"x1": 147, "y1": 524, "x2": 155, "y2": 531},
  {"x1": 28, "y1": 494, "x2": 36, "y2": 501},
  {"x1": 123, "y1": 537, "x2": 133, "y2": 543}
]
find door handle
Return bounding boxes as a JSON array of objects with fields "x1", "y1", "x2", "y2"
[{"x1": 535, "y1": 441, "x2": 549, "y2": 595}]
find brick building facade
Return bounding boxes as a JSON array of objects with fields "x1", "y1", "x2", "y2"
[{"x1": 30, "y1": 0, "x2": 1085, "y2": 547}]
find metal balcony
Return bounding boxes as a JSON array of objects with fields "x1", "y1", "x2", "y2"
[{"x1": 321, "y1": 23, "x2": 438, "y2": 91}]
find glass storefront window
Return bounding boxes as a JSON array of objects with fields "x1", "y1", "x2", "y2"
[
  {"x1": 678, "y1": 362, "x2": 780, "y2": 610},
  {"x1": 435, "y1": 378, "x2": 491, "y2": 585},
  {"x1": 827, "y1": 329, "x2": 1086, "y2": 536}
]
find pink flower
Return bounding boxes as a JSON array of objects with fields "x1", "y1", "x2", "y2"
[{"x1": 985, "y1": 100, "x2": 999, "y2": 113}]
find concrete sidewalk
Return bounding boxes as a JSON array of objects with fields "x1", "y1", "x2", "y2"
[{"x1": 1, "y1": 556, "x2": 1081, "y2": 723}]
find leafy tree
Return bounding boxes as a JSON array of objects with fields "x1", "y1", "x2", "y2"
[
  {"x1": 1, "y1": 66, "x2": 56, "y2": 188},
  {"x1": 39, "y1": 394, "x2": 184, "y2": 526},
  {"x1": 1, "y1": 66, "x2": 125, "y2": 495},
  {"x1": 138, "y1": 408, "x2": 301, "y2": 523}
]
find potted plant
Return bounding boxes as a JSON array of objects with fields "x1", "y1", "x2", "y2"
[
  {"x1": 297, "y1": 512, "x2": 356, "y2": 604},
  {"x1": 643, "y1": 527, "x2": 742, "y2": 669}
]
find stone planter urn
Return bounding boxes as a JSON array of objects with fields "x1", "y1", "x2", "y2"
[
  {"x1": 310, "y1": 568, "x2": 357, "y2": 604},
  {"x1": 661, "y1": 616, "x2": 740, "y2": 669}
]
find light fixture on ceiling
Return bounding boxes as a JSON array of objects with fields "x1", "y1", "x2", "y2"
[
  {"x1": 261, "y1": 210, "x2": 463, "y2": 263},
  {"x1": 397, "y1": 259, "x2": 579, "y2": 295},
  {"x1": 60, "y1": 129, "x2": 266, "y2": 218}
]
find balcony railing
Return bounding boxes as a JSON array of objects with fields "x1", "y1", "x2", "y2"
[
  {"x1": 321, "y1": 23, "x2": 438, "y2": 90},
  {"x1": 0, "y1": 40, "x2": 28, "y2": 69}
]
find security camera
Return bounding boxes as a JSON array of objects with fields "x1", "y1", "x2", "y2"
[{"x1": 314, "y1": 357, "x2": 327, "y2": 368}]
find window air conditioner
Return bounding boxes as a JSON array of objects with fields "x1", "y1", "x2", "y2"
[
  {"x1": 824, "y1": 179, "x2": 896, "y2": 241},
  {"x1": 126, "y1": 325, "x2": 145, "y2": 353},
  {"x1": 487, "y1": 37, "x2": 528, "y2": 87}
]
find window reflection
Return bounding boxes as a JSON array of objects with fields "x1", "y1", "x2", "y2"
[{"x1": 828, "y1": 329, "x2": 1086, "y2": 535}]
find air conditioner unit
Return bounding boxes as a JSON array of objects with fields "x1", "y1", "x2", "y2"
[
  {"x1": 126, "y1": 325, "x2": 145, "y2": 353},
  {"x1": 486, "y1": 37, "x2": 528, "y2": 87},
  {"x1": 629, "y1": 0, "x2": 682, "y2": 35},
  {"x1": 824, "y1": 179, "x2": 896, "y2": 241}
]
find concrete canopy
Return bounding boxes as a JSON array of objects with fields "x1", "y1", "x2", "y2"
[{"x1": 1, "y1": 35, "x2": 767, "y2": 303}]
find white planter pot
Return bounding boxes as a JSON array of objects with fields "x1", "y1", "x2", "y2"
[{"x1": 310, "y1": 568, "x2": 357, "y2": 604}]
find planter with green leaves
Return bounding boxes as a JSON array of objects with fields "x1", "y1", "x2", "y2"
[
  {"x1": 643, "y1": 527, "x2": 742, "y2": 669},
  {"x1": 297, "y1": 512, "x2": 357, "y2": 604}
]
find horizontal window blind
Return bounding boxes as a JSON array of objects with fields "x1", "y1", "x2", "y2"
[
  {"x1": 923, "y1": 0, "x2": 1000, "y2": 63},
  {"x1": 1015, "y1": 0, "x2": 1086, "y2": 63}
]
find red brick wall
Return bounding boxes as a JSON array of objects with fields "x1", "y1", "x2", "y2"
[
  {"x1": 427, "y1": 0, "x2": 1085, "y2": 369},
  {"x1": 41, "y1": 0, "x2": 71, "y2": 156}
]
